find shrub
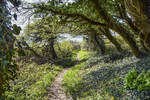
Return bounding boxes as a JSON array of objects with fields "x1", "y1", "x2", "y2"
[
  {"x1": 55, "y1": 41, "x2": 73, "y2": 58},
  {"x1": 125, "y1": 68, "x2": 138, "y2": 89},
  {"x1": 77, "y1": 50, "x2": 89, "y2": 60},
  {"x1": 125, "y1": 69, "x2": 150, "y2": 91}
]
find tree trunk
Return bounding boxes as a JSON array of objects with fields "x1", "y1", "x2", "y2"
[
  {"x1": 91, "y1": 0, "x2": 143, "y2": 57},
  {"x1": 21, "y1": 39, "x2": 42, "y2": 58},
  {"x1": 49, "y1": 40, "x2": 57, "y2": 59},
  {"x1": 87, "y1": 33, "x2": 96, "y2": 51},
  {"x1": 100, "y1": 28, "x2": 123, "y2": 52},
  {"x1": 94, "y1": 34, "x2": 105, "y2": 55},
  {"x1": 87, "y1": 32, "x2": 105, "y2": 54},
  {"x1": 124, "y1": 0, "x2": 150, "y2": 52},
  {"x1": 111, "y1": 23, "x2": 143, "y2": 57},
  {"x1": 125, "y1": 17, "x2": 140, "y2": 35},
  {"x1": 115, "y1": 0, "x2": 140, "y2": 35},
  {"x1": 140, "y1": 39, "x2": 150, "y2": 52}
]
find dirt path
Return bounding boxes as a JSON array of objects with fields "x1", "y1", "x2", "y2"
[{"x1": 47, "y1": 68, "x2": 72, "y2": 100}]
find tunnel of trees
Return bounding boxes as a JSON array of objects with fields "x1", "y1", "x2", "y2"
[{"x1": 1, "y1": 0, "x2": 150, "y2": 99}]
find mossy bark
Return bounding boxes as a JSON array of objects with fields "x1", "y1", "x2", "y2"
[
  {"x1": 48, "y1": 39, "x2": 57, "y2": 59},
  {"x1": 91, "y1": 0, "x2": 143, "y2": 57},
  {"x1": 110, "y1": 23, "x2": 143, "y2": 57},
  {"x1": 116, "y1": 0, "x2": 140, "y2": 35},
  {"x1": 100, "y1": 28, "x2": 123, "y2": 52},
  {"x1": 87, "y1": 32, "x2": 105, "y2": 54},
  {"x1": 124, "y1": 0, "x2": 150, "y2": 53},
  {"x1": 94, "y1": 34, "x2": 105, "y2": 55}
]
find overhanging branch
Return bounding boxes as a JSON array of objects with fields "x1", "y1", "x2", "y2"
[{"x1": 35, "y1": 5, "x2": 108, "y2": 28}]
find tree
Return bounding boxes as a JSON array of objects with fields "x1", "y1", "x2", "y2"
[
  {"x1": 32, "y1": 0, "x2": 143, "y2": 57},
  {"x1": 62, "y1": 22, "x2": 106, "y2": 54},
  {"x1": 0, "y1": 0, "x2": 21, "y2": 96},
  {"x1": 124, "y1": 0, "x2": 150, "y2": 52},
  {"x1": 90, "y1": 0, "x2": 143, "y2": 57},
  {"x1": 85, "y1": 28, "x2": 105, "y2": 54},
  {"x1": 98, "y1": 28, "x2": 123, "y2": 52},
  {"x1": 24, "y1": 16, "x2": 64, "y2": 59}
]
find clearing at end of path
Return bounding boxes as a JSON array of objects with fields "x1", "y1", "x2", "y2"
[{"x1": 47, "y1": 68, "x2": 72, "y2": 100}]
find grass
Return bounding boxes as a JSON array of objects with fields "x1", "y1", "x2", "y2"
[
  {"x1": 63, "y1": 50, "x2": 150, "y2": 100},
  {"x1": 63, "y1": 50, "x2": 92, "y2": 99},
  {"x1": 3, "y1": 49, "x2": 79, "y2": 100},
  {"x1": 63, "y1": 62, "x2": 86, "y2": 99},
  {"x1": 4, "y1": 62, "x2": 63, "y2": 100}
]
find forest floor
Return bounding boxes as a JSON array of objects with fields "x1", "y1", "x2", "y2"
[
  {"x1": 63, "y1": 51, "x2": 150, "y2": 100},
  {"x1": 47, "y1": 68, "x2": 72, "y2": 100}
]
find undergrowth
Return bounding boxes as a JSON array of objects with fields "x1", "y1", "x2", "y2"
[
  {"x1": 77, "y1": 50, "x2": 89, "y2": 60},
  {"x1": 125, "y1": 68, "x2": 150, "y2": 91},
  {"x1": 4, "y1": 63, "x2": 63, "y2": 100},
  {"x1": 63, "y1": 50, "x2": 150, "y2": 100}
]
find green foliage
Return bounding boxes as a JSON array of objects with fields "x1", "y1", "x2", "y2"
[
  {"x1": 4, "y1": 63, "x2": 63, "y2": 100},
  {"x1": 63, "y1": 50, "x2": 150, "y2": 99},
  {"x1": 0, "y1": 0, "x2": 21, "y2": 96},
  {"x1": 125, "y1": 69, "x2": 150, "y2": 91},
  {"x1": 13, "y1": 24, "x2": 21, "y2": 35},
  {"x1": 56, "y1": 58, "x2": 75, "y2": 67},
  {"x1": 55, "y1": 50, "x2": 79, "y2": 67},
  {"x1": 1, "y1": 0, "x2": 149, "y2": 99},
  {"x1": 125, "y1": 68, "x2": 137, "y2": 89},
  {"x1": 23, "y1": 15, "x2": 67, "y2": 59},
  {"x1": 77, "y1": 50, "x2": 89, "y2": 60},
  {"x1": 18, "y1": 49, "x2": 26, "y2": 56},
  {"x1": 24, "y1": 16, "x2": 62, "y2": 42},
  {"x1": 80, "y1": 40, "x2": 88, "y2": 51},
  {"x1": 55, "y1": 41, "x2": 73, "y2": 58}
]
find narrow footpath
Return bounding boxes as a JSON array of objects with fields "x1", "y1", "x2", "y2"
[{"x1": 47, "y1": 68, "x2": 72, "y2": 100}]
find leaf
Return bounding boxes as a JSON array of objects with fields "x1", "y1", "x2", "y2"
[
  {"x1": 0, "y1": 38, "x2": 6, "y2": 44},
  {"x1": 13, "y1": 24, "x2": 21, "y2": 35},
  {"x1": 13, "y1": 13, "x2": 17, "y2": 20},
  {"x1": 2, "y1": 60, "x2": 9, "y2": 69},
  {"x1": 18, "y1": 49, "x2": 26, "y2": 56}
]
